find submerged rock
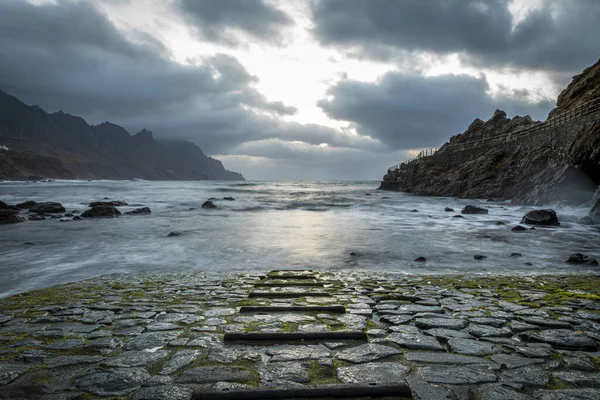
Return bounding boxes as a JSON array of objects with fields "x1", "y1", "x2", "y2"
[
  {"x1": 521, "y1": 209, "x2": 559, "y2": 226},
  {"x1": 512, "y1": 225, "x2": 527, "y2": 231},
  {"x1": 444, "y1": 207, "x2": 454, "y2": 212},
  {"x1": 414, "y1": 256, "x2": 427, "y2": 262},
  {"x1": 223, "y1": 197, "x2": 235, "y2": 201},
  {"x1": 30, "y1": 202, "x2": 65, "y2": 213},
  {"x1": 168, "y1": 232, "x2": 182, "y2": 237},
  {"x1": 82, "y1": 205, "x2": 121, "y2": 218},
  {"x1": 462, "y1": 205, "x2": 488, "y2": 214},
  {"x1": 474, "y1": 254, "x2": 487, "y2": 260},
  {"x1": 89, "y1": 200, "x2": 128, "y2": 207},
  {"x1": 565, "y1": 253, "x2": 598, "y2": 266},
  {"x1": 124, "y1": 207, "x2": 151, "y2": 215}
]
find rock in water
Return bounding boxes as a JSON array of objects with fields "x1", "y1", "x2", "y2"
[
  {"x1": 590, "y1": 199, "x2": 600, "y2": 223},
  {"x1": 82, "y1": 205, "x2": 121, "y2": 218},
  {"x1": 124, "y1": 207, "x2": 151, "y2": 215},
  {"x1": 565, "y1": 253, "x2": 598, "y2": 266},
  {"x1": 202, "y1": 200, "x2": 217, "y2": 209},
  {"x1": 444, "y1": 207, "x2": 454, "y2": 212},
  {"x1": 89, "y1": 200, "x2": 128, "y2": 207},
  {"x1": 521, "y1": 209, "x2": 559, "y2": 226},
  {"x1": 577, "y1": 216, "x2": 595, "y2": 225},
  {"x1": 0, "y1": 200, "x2": 7, "y2": 208},
  {"x1": 168, "y1": 232, "x2": 182, "y2": 237},
  {"x1": 223, "y1": 197, "x2": 235, "y2": 201},
  {"x1": 414, "y1": 257, "x2": 427, "y2": 262},
  {"x1": 0, "y1": 210, "x2": 25, "y2": 224},
  {"x1": 30, "y1": 202, "x2": 66, "y2": 213},
  {"x1": 15, "y1": 201, "x2": 37, "y2": 209},
  {"x1": 512, "y1": 225, "x2": 528, "y2": 231},
  {"x1": 474, "y1": 255, "x2": 487, "y2": 260},
  {"x1": 461, "y1": 205, "x2": 488, "y2": 214}
]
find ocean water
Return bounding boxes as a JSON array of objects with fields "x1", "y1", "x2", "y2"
[{"x1": 1, "y1": 180, "x2": 599, "y2": 298}]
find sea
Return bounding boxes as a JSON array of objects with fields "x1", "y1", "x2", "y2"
[{"x1": 1, "y1": 180, "x2": 599, "y2": 298}]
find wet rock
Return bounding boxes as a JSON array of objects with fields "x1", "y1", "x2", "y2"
[
  {"x1": 379, "y1": 314, "x2": 413, "y2": 325},
  {"x1": 338, "y1": 362, "x2": 410, "y2": 384},
  {"x1": 474, "y1": 254, "x2": 487, "y2": 260},
  {"x1": 469, "y1": 324, "x2": 512, "y2": 337},
  {"x1": 223, "y1": 197, "x2": 235, "y2": 201},
  {"x1": 419, "y1": 366, "x2": 497, "y2": 384},
  {"x1": 524, "y1": 329, "x2": 597, "y2": 350},
  {"x1": 15, "y1": 201, "x2": 37, "y2": 209},
  {"x1": 502, "y1": 366, "x2": 549, "y2": 388},
  {"x1": 518, "y1": 316, "x2": 571, "y2": 328},
  {"x1": 75, "y1": 367, "x2": 150, "y2": 396},
  {"x1": 424, "y1": 328, "x2": 473, "y2": 341},
  {"x1": 350, "y1": 252, "x2": 361, "y2": 257},
  {"x1": 521, "y1": 209, "x2": 559, "y2": 226},
  {"x1": 167, "y1": 231, "x2": 182, "y2": 237},
  {"x1": 444, "y1": 207, "x2": 454, "y2": 212},
  {"x1": 415, "y1": 317, "x2": 467, "y2": 330},
  {"x1": 160, "y1": 350, "x2": 199, "y2": 375},
  {"x1": 563, "y1": 356, "x2": 596, "y2": 371},
  {"x1": 102, "y1": 350, "x2": 170, "y2": 367},
  {"x1": 478, "y1": 385, "x2": 532, "y2": 400},
  {"x1": 45, "y1": 339, "x2": 86, "y2": 350},
  {"x1": 124, "y1": 331, "x2": 182, "y2": 351},
  {"x1": 448, "y1": 338, "x2": 498, "y2": 356},
  {"x1": 512, "y1": 225, "x2": 528, "y2": 231},
  {"x1": 461, "y1": 205, "x2": 489, "y2": 214},
  {"x1": 30, "y1": 202, "x2": 65, "y2": 213},
  {"x1": 565, "y1": 253, "x2": 598, "y2": 266},
  {"x1": 577, "y1": 216, "x2": 596, "y2": 225},
  {"x1": 86, "y1": 337, "x2": 121, "y2": 351},
  {"x1": 260, "y1": 362, "x2": 309, "y2": 384},
  {"x1": 45, "y1": 355, "x2": 104, "y2": 368},
  {"x1": 0, "y1": 364, "x2": 29, "y2": 385},
  {"x1": 124, "y1": 207, "x2": 151, "y2": 215},
  {"x1": 0, "y1": 210, "x2": 25, "y2": 224},
  {"x1": 266, "y1": 344, "x2": 331, "y2": 362},
  {"x1": 414, "y1": 256, "x2": 427, "y2": 262},
  {"x1": 551, "y1": 371, "x2": 600, "y2": 387},
  {"x1": 453, "y1": 215, "x2": 465, "y2": 218},
  {"x1": 470, "y1": 318, "x2": 507, "y2": 328},
  {"x1": 496, "y1": 221, "x2": 506, "y2": 225},
  {"x1": 533, "y1": 388, "x2": 600, "y2": 400},
  {"x1": 398, "y1": 304, "x2": 443, "y2": 314},
  {"x1": 175, "y1": 366, "x2": 253, "y2": 384},
  {"x1": 407, "y1": 376, "x2": 454, "y2": 400},
  {"x1": 510, "y1": 253, "x2": 523, "y2": 257},
  {"x1": 336, "y1": 343, "x2": 400, "y2": 363},
  {"x1": 201, "y1": 200, "x2": 217, "y2": 209},
  {"x1": 27, "y1": 214, "x2": 45, "y2": 221},
  {"x1": 132, "y1": 385, "x2": 193, "y2": 400},
  {"x1": 81, "y1": 205, "x2": 121, "y2": 218},
  {"x1": 144, "y1": 322, "x2": 181, "y2": 332},
  {"x1": 514, "y1": 343, "x2": 554, "y2": 358},
  {"x1": 89, "y1": 200, "x2": 128, "y2": 207}
]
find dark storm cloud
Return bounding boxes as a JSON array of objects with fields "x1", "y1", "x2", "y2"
[
  {"x1": 310, "y1": 0, "x2": 600, "y2": 72},
  {"x1": 176, "y1": 0, "x2": 293, "y2": 45},
  {"x1": 318, "y1": 72, "x2": 554, "y2": 149}
]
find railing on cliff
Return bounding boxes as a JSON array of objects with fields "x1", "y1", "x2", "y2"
[
  {"x1": 388, "y1": 148, "x2": 438, "y2": 171},
  {"x1": 441, "y1": 96, "x2": 600, "y2": 154}
]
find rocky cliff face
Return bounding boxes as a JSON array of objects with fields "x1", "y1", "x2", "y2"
[
  {"x1": 382, "y1": 59, "x2": 600, "y2": 206},
  {"x1": 0, "y1": 90, "x2": 244, "y2": 181}
]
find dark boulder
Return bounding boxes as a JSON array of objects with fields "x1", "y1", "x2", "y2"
[
  {"x1": 73, "y1": 216, "x2": 83, "y2": 221},
  {"x1": 81, "y1": 205, "x2": 121, "y2": 218},
  {"x1": 30, "y1": 202, "x2": 65, "y2": 214},
  {"x1": 496, "y1": 221, "x2": 506, "y2": 225},
  {"x1": 0, "y1": 210, "x2": 25, "y2": 224},
  {"x1": 414, "y1": 256, "x2": 427, "y2": 262},
  {"x1": 202, "y1": 200, "x2": 217, "y2": 209},
  {"x1": 15, "y1": 201, "x2": 37, "y2": 209},
  {"x1": 461, "y1": 205, "x2": 489, "y2": 215},
  {"x1": 411, "y1": 209, "x2": 419, "y2": 212},
  {"x1": 510, "y1": 253, "x2": 522, "y2": 257},
  {"x1": 511, "y1": 225, "x2": 528, "y2": 232},
  {"x1": 444, "y1": 207, "x2": 454, "y2": 212},
  {"x1": 168, "y1": 231, "x2": 182, "y2": 237},
  {"x1": 521, "y1": 209, "x2": 559, "y2": 226},
  {"x1": 565, "y1": 253, "x2": 598, "y2": 266},
  {"x1": 28, "y1": 214, "x2": 46, "y2": 221},
  {"x1": 89, "y1": 200, "x2": 128, "y2": 207},
  {"x1": 223, "y1": 197, "x2": 235, "y2": 201},
  {"x1": 0, "y1": 200, "x2": 7, "y2": 209},
  {"x1": 350, "y1": 252, "x2": 362, "y2": 257},
  {"x1": 124, "y1": 207, "x2": 151, "y2": 215},
  {"x1": 452, "y1": 215, "x2": 465, "y2": 218},
  {"x1": 474, "y1": 254, "x2": 487, "y2": 260},
  {"x1": 577, "y1": 216, "x2": 596, "y2": 225}
]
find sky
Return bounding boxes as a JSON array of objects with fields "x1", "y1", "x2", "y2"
[{"x1": 0, "y1": 0, "x2": 599, "y2": 180}]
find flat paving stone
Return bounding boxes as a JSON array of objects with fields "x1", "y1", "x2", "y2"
[
  {"x1": 407, "y1": 376, "x2": 454, "y2": 400},
  {"x1": 519, "y1": 317, "x2": 572, "y2": 329},
  {"x1": 337, "y1": 362, "x2": 410, "y2": 384},
  {"x1": 266, "y1": 345, "x2": 331, "y2": 362},
  {"x1": 0, "y1": 363, "x2": 29, "y2": 385},
  {"x1": 379, "y1": 315, "x2": 413, "y2": 325},
  {"x1": 525, "y1": 329, "x2": 598, "y2": 350},
  {"x1": 144, "y1": 322, "x2": 181, "y2": 332},
  {"x1": 424, "y1": 328, "x2": 473, "y2": 341},
  {"x1": 44, "y1": 340, "x2": 85, "y2": 350},
  {"x1": 124, "y1": 331, "x2": 182, "y2": 350},
  {"x1": 405, "y1": 352, "x2": 497, "y2": 367},
  {"x1": 469, "y1": 324, "x2": 512, "y2": 337},
  {"x1": 174, "y1": 366, "x2": 253, "y2": 384},
  {"x1": 132, "y1": 385, "x2": 194, "y2": 400},
  {"x1": 260, "y1": 362, "x2": 310, "y2": 384},
  {"x1": 398, "y1": 305, "x2": 444, "y2": 314},
  {"x1": 448, "y1": 338, "x2": 498, "y2": 356},
  {"x1": 470, "y1": 317, "x2": 508, "y2": 327},
  {"x1": 501, "y1": 366, "x2": 550, "y2": 388},
  {"x1": 532, "y1": 388, "x2": 600, "y2": 399},
  {"x1": 44, "y1": 356, "x2": 104, "y2": 368},
  {"x1": 419, "y1": 366, "x2": 497, "y2": 384},
  {"x1": 491, "y1": 354, "x2": 545, "y2": 369},
  {"x1": 75, "y1": 367, "x2": 151, "y2": 396},
  {"x1": 551, "y1": 371, "x2": 600, "y2": 387},
  {"x1": 336, "y1": 343, "x2": 400, "y2": 363},
  {"x1": 387, "y1": 328, "x2": 445, "y2": 351},
  {"x1": 514, "y1": 343, "x2": 555, "y2": 358},
  {"x1": 414, "y1": 317, "x2": 468, "y2": 330},
  {"x1": 479, "y1": 384, "x2": 533, "y2": 400},
  {"x1": 160, "y1": 350, "x2": 199, "y2": 375},
  {"x1": 102, "y1": 350, "x2": 170, "y2": 367}
]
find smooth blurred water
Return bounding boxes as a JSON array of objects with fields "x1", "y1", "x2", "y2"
[{"x1": 1, "y1": 180, "x2": 599, "y2": 298}]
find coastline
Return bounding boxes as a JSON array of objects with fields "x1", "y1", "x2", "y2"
[{"x1": 1, "y1": 271, "x2": 599, "y2": 399}]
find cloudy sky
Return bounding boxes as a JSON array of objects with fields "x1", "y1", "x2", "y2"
[{"x1": 0, "y1": 0, "x2": 599, "y2": 180}]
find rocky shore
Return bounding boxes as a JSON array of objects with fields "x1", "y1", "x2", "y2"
[{"x1": 1, "y1": 271, "x2": 599, "y2": 399}]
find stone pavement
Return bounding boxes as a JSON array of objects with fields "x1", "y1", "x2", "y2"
[{"x1": 0, "y1": 271, "x2": 599, "y2": 399}]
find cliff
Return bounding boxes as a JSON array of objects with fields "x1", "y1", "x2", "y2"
[
  {"x1": 382, "y1": 59, "x2": 600, "y2": 205},
  {"x1": 0, "y1": 90, "x2": 244, "y2": 181}
]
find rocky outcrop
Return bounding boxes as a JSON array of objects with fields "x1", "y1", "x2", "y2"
[
  {"x1": 0, "y1": 209, "x2": 25, "y2": 224},
  {"x1": 0, "y1": 90, "x2": 244, "y2": 181},
  {"x1": 381, "y1": 59, "x2": 600, "y2": 205},
  {"x1": 30, "y1": 202, "x2": 66, "y2": 214},
  {"x1": 521, "y1": 210, "x2": 560, "y2": 226}
]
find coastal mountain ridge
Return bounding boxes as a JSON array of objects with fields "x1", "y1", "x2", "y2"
[
  {"x1": 0, "y1": 90, "x2": 244, "y2": 180},
  {"x1": 382, "y1": 58, "x2": 600, "y2": 207}
]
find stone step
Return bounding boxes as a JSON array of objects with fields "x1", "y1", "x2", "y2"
[
  {"x1": 248, "y1": 291, "x2": 331, "y2": 298},
  {"x1": 223, "y1": 331, "x2": 367, "y2": 342},
  {"x1": 192, "y1": 383, "x2": 412, "y2": 399},
  {"x1": 239, "y1": 305, "x2": 346, "y2": 313}
]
